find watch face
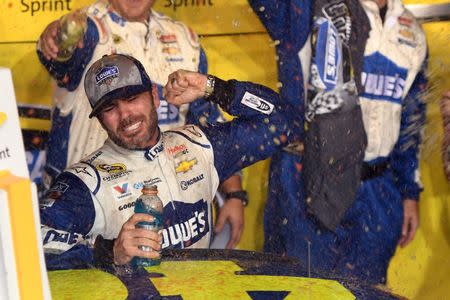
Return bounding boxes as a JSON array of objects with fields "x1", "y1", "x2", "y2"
[{"x1": 205, "y1": 75, "x2": 215, "y2": 97}]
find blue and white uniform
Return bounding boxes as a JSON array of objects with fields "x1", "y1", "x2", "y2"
[
  {"x1": 248, "y1": 0, "x2": 312, "y2": 257},
  {"x1": 37, "y1": 0, "x2": 219, "y2": 188},
  {"x1": 250, "y1": 0, "x2": 427, "y2": 283},
  {"x1": 40, "y1": 78, "x2": 300, "y2": 270}
]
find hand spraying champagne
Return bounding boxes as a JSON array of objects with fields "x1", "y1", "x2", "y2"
[{"x1": 55, "y1": 10, "x2": 87, "y2": 61}]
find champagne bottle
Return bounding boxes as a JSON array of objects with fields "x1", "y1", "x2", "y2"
[{"x1": 55, "y1": 10, "x2": 87, "y2": 62}]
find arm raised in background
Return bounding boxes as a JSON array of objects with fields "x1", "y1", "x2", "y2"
[
  {"x1": 248, "y1": 0, "x2": 311, "y2": 49},
  {"x1": 248, "y1": 0, "x2": 311, "y2": 119}
]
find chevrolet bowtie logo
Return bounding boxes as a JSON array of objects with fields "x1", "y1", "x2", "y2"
[{"x1": 175, "y1": 158, "x2": 197, "y2": 173}]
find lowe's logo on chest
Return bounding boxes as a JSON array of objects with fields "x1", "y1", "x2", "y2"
[
  {"x1": 361, "y1": 52, "x2": 408, "y2": 104},
  {"x1": 161, "y1": 200, "x2": 209, "y2": 249}
]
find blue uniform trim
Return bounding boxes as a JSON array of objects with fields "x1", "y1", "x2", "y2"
[
  {"x1": 390, "y1": 57, "x2": 427, "y2": 200},
  {"x1": 108, "y1": 11, "x2": 126, "y2": 26},
  {"x1": 41, "y1": 78, "x2": 301, "y2": 269},
  {"x1": 166, "y1": 130, "x2": 211, "y2": 149},
  {"x1": 82, "y1": 162, "x2": 102, "y2": 195}
]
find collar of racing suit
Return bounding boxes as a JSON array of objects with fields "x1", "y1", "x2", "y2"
[
  {"x1": 88, "y1": 0, "x2": 153, "y2": 36},
  {"x1": 104, "y1": 127, "x2": 164, "y2": 161}
]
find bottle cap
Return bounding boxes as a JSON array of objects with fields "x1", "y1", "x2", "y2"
[{"x1": 142, "y1": 184, "x2": 158, "y2": 195}]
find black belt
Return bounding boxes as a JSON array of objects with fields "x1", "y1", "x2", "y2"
[{"x1": 361, "y1": 161, "x2": 389, "y2": 181}]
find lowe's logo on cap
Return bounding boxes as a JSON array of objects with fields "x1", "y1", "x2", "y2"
[{"x1": 95, "y1": 65, "x2": 119, "y2": 85}]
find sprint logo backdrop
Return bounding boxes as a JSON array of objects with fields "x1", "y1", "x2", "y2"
[{"x1": 0, "y1": 0, "x2": 264, "y2": 107}]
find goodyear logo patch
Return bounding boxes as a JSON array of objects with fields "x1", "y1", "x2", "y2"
[
  {"x1": 96, "y1": 163, "x2": 127, "y2": 174},
  {"x1": 95, "y1": 65, "x2": 119, "y2": 85}
]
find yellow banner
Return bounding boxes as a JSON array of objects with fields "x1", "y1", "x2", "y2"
[{"x1": 0, "y1": 0, "x2": 264, "y2": 43}]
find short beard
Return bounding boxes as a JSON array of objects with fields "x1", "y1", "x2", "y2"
[{"x1": 104, "y1": 103, "x2": 158, "y2": 150}]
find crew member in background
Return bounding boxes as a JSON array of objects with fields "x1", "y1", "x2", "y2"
[
  {"x1": 250, "y1": 0, "x2": 427, "y2": 284},
  {"x1": 40, "y1": 54, "x2": 301, "y2": 269},
  {"x1": 37, "y1": 0, "x2": 245, "y2": 249}
]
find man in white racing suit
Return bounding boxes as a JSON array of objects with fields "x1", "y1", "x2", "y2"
[
  {"x1": 40, "y1": 54, "x2": 301, "y2": 269},
  {"x1": 37, "y1": 0, "x2": 244, "y2": 249}
]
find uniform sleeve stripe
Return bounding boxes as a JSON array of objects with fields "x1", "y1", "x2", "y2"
[{"x1": 166, "y1": 131, "x2": 211, "y2": 149}]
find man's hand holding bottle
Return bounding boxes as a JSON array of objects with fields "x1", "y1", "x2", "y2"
[{"x1": 39, "y1": 10, "x2": 87, "y2": 61}]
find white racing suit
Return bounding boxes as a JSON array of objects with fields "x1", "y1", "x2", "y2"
[{"x1": 40, "y1": 78, "x2": 301, "y2": 270}]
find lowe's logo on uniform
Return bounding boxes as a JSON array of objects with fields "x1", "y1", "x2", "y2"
[
  {"x1": 161, "y1": 199, "x2": 209, "y2": 249},
  {"x1": 314, "y1": 18, "x2": 341, "y2": 90},
  {"x1": 361, "y1": 52, "x2": 408, "y2": 104},
  {"x1": 43, "y1": 227, "x2": 81, "y2": 251}
]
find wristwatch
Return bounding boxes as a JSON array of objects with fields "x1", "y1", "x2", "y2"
[
  {"x1": 225, "y1": 190, "x2": 248, "y2": 207},
  {"x1": 204, "y1": 74, "x2": 215, "y2": 98}
]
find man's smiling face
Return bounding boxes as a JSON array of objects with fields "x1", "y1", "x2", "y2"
[{"x1": 98, "y1": 91, "x2": 159, "y2": 150}]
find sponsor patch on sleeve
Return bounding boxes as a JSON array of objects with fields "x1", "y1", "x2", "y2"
[{"x1": 240, "y1": 92, "x2": 274, "y2": 115}]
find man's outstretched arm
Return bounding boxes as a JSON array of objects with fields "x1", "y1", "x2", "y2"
[{"x1": 164, "y1": 70, "x2": 301, "y2": 180}]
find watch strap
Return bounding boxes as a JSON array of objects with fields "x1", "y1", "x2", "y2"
[{"x1": 224, "y1": 190, "x2": 248, "y2": 206}]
